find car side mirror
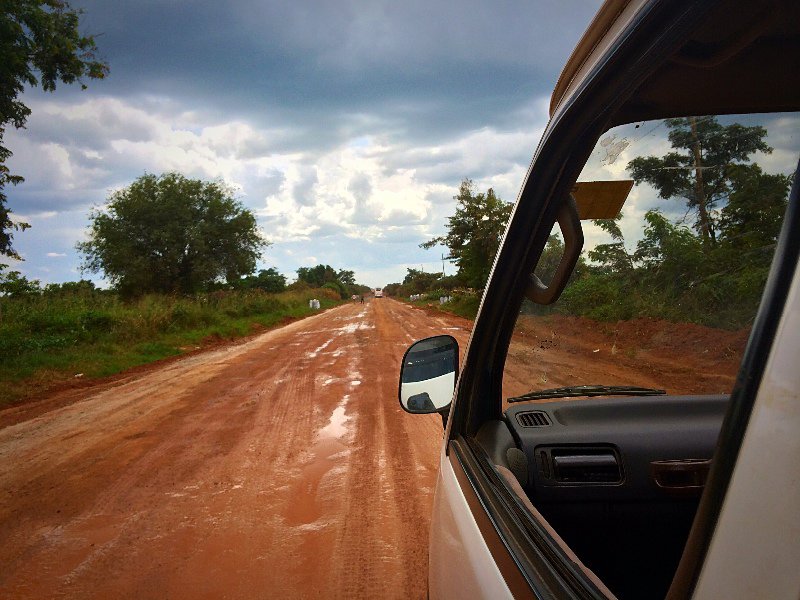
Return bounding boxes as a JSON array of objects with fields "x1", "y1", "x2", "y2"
[{"x1": 398, "y1": 335, "x2": 458, "y2": 416}]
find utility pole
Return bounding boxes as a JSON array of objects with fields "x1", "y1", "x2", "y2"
[
  {"x1": 690, "y1": 116, "x2": 714, "y2": 245},
  {"x1": 442, "y1": 253, "x2": 446, "y2": 277}
]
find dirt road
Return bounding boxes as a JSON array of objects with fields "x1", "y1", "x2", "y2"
[
  {"x1": 0, "y1": 299, "x2": 745, "y2": 599},
  {"x1": 0, "y1": 299, "x2": 471, "y2": 599}
]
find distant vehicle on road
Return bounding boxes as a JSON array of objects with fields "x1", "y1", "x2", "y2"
[
  {"x1": 398, "y1": 0, "x2": 800, "y2": 598},
  {"x1": 374, "y1": 288, "x2": 383, "y2": 298}
]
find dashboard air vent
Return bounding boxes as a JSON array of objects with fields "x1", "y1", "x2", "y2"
[{"x1": 516, "y1": 411, "x2": 551, "y2": 428}]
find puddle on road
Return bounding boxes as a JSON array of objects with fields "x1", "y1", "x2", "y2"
[
  {"x1": 307, "y1": 338, "x2": 334, "y2": 359},
  {"x1": 318, "y1": 400, "x2": 350, "y2": 440},
  {"x1": 335, "y1": 321, "x2": 374, "y2": 334},
  {"x1": 283, "y1": 397, "x2": 352, "y2": 527}
]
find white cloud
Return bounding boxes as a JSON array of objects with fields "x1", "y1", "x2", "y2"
[{"x1": 9, "y1": 91, "x2": 557, "y2": 286}]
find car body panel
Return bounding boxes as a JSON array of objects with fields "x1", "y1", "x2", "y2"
[
  {"x1": 429, "y1": 447, "x2": 513, "y2": 600},
  {"x1": 550, "y1": 0, "x2": 645, "y2": 119},
  {"x1": 693, "y1": 263, "x2": 800, "y2": 599}
]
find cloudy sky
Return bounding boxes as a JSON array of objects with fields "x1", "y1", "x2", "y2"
[{"x1": 6, "y1": 0, "x2": 606, "y2": 287}]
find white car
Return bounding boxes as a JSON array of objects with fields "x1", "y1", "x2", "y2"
[{"x1": 399, "y1": 0, "x2": 800, "y2": 598}]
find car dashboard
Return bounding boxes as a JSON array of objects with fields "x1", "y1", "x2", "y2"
[{"x1": 499, "y1": 394, "x2": 729, "y2": 598}]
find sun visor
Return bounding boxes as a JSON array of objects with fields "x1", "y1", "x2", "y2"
[{"x1": 571, "y1": 180, "x2": 633, "y2": 220}]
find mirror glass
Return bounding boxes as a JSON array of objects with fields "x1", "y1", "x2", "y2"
[{"x1": 399, "y1": 335, "x2": 458, "y2": 413}]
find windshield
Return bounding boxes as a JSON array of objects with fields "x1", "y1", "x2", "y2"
[{"x1": 502, "y1": 112, "x2": 799, "y2": 405}]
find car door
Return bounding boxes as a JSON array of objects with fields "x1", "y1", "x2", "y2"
[{"x1": 413, "y1": 0, "x2": 800, "y2": 598}]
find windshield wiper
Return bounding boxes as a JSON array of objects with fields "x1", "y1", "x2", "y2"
[{"x1": 507, "y1": 384, "x2": 666, "y2": 403}]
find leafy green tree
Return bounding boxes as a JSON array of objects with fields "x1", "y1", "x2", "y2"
[
  {"x1": 1, "y1": 1, "x2": 108, "y2": 258},
  {"x1": 633, "y1": 210, "x2": 705, "y2": 292},
  {"x1": 402, "y1": 268, "x2": 442, "y2": 294},
  {"x1": 627, "y1": 117, "x2": 770, "y2": 245},
  {"x1": 296, "y1": 265, "x2": 339, "y2": 287},
  {"x1": 236, "y1": 268, "x2": 286, "y2": 293},
  {"x1": 422, "y1": 179, "x2": 514, "y2": 288},
  {"x1": 383, "y1": 282, "x2": 402, "y2": 297},
  {"x1": 322, "y1": 280, "x2": 346, "y2": 298},
  {"x1": 717, "y1": 163, "x2": 790, "y2": 253},
  {"x1": 0, "y1": 264, "x2": 41, "y2": 296},
  {"x1": 337, "y1": 269, "x2": 356, "y2": 287},
  {"x1": 294, "y1": 264, "x2": 360, "y2": 298},
  {"x1": 439, "y1": 274, "x2": 466, "y2": 292},
  {"x1": 43, "y1": 279, "x2": 97, "y2": 295},
  {"x1": 587, "y1": 215, "x2": 635, "y2": 276},
  {"x1": 78, "y1": 173, "x2": 267, "y2": 297}
]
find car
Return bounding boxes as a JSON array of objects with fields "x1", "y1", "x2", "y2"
[{"x1": 397, "y1": 0, "x2": 800, "y2": 598}]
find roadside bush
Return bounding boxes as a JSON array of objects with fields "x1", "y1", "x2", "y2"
[
  {"x1": 443, "y1": 295, "x2": 480, "y2": 319},
  {"x1": 322, "y1": 281, "x2": 347, "y2": 299},
  {"x1": 80, "y1": 310, "x2": 117, "y2": 333}
]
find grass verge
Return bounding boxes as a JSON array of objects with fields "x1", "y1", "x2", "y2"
[
  {"x1": 406, "y1": 292, "x2": 481, "y2": 320},
  {"x1": 0, "y1": 288, "x2": 342, "y2": 407}
]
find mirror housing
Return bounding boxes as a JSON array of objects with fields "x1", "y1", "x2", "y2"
[{"x1": 398, "y1": 335, "x2": 459, "y2": 415}]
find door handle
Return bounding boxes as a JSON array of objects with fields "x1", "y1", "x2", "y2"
[{"x1": 650, "y1": 459, "x2": 712, "y2": 498}]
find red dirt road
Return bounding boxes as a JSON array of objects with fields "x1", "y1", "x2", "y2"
[
  {"x1": 0, "y1": 299, "x2": 471, "y2": 599},
  {"x1": 0, "y1": 299, "x2": 745, "y2": 599}
]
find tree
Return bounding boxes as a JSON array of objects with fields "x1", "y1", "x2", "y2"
[
  {"x1": 294, "y1": 264, "x2": 359, "y2": 298},
  {"x1": 383, "y1": 282, "x2": 402, "y2": 297},
  {"x1": 587, "y1": 215, "x2": 635, "y2": 276},
  {"x1": 78, "y1": 173, "x2": 267, "y2": 297},
  {"x1": 296, "y1": 265, "x2": 339, "y2": 287},
  {"x1": 402, "y1": 268, "x2": 443, "y2": 294},
  {"x1": 43, "y1": 278, "x2": 97, "y2": 296},
  {"x1": 627, "y1": 117, "x2": 770, "y2": 245},
  {"x1": 717, "y1": 163, "x2": 790, "y2": 253},
  {"x1": 235, "y1": 268, "x2": 286, "y2": 293},
  {"x1": 422, "y1": 179, "x2": 514, "y2": 288},
  {"x1": 0, "y1": 263, "x2": 41, "y2": 297},
  {"x1": 633, "y1": 210, "x2": 705, "y2": 292},
  {"x1": 1, "y1": 1, "x2": 108, "y2": 259}
]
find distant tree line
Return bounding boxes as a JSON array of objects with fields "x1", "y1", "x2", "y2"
[
  {"x1": 2, "y1": 171, "x2": 371, "y2": 302},
  {"x1": 290, "y1": 264, "x2": 371, "y2": 299}
]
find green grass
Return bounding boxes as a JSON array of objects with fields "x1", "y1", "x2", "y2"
[
  {"x1": 407, "y1": 291, "x2": 481, "y2": 320},
  {"x1": 0, "y1": 288, "x2": 343, "y2": 406}
]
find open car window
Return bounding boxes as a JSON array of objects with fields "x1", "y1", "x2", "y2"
[{"x1": 503, "y1": 111, "x2": 799, "y2": 404}]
